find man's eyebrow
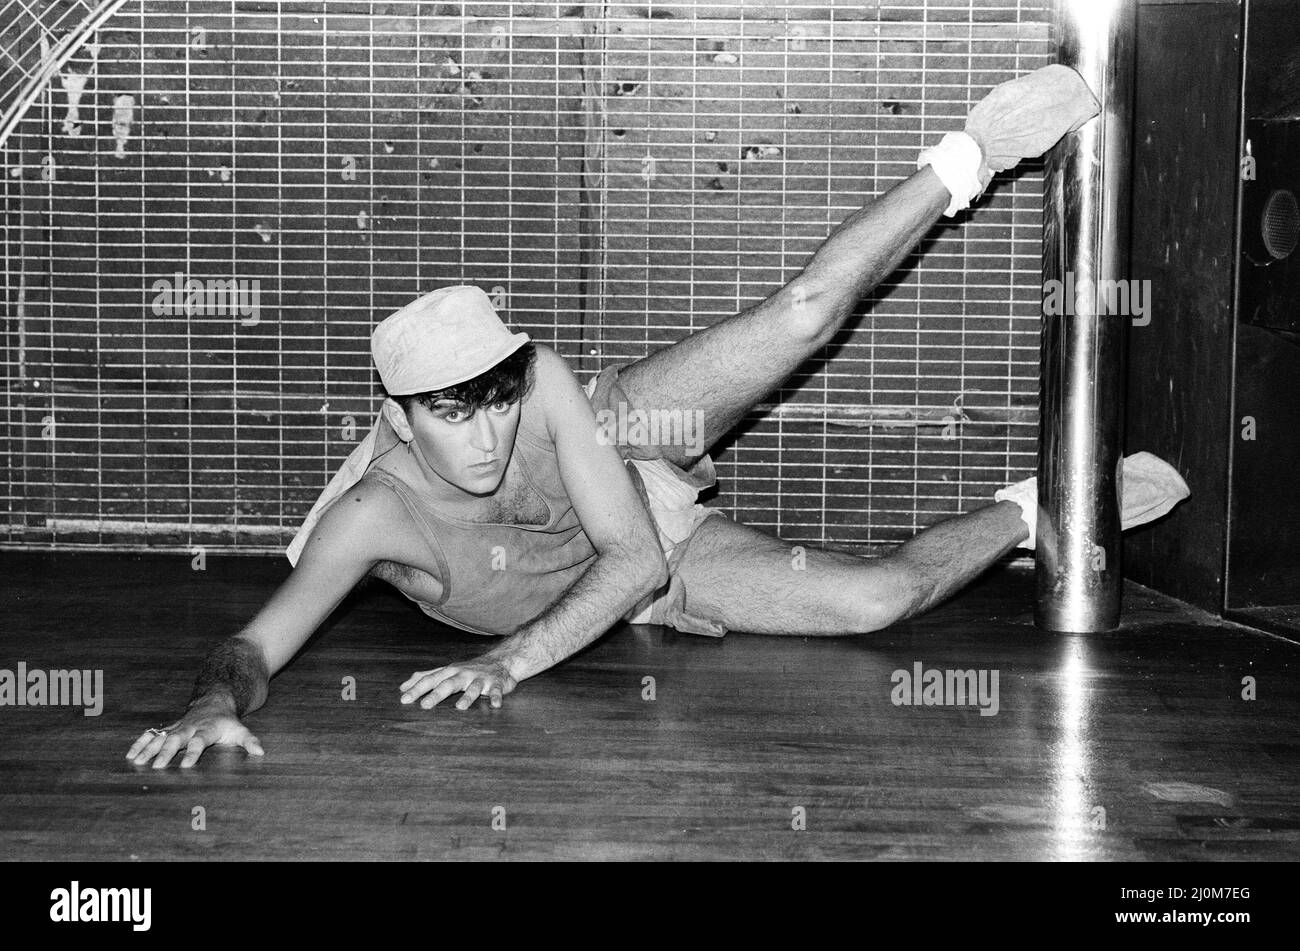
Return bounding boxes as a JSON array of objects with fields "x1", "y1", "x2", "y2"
[{"x1": 429, "y1": 399, "x2": 469, "y2": 412}]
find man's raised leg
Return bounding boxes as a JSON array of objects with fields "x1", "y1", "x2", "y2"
[
  {"x1": 614, "y1": 66, "x2": 1102, "y2": 471},
  {"x1": 615, "y1": 166, "x2": 951, "y2": 469}
]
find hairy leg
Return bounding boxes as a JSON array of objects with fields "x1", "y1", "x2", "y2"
[
  {"x1": 615, "y1": 166, "x2": 951, "y2": 469},
  {"x1": 670, "y1": 500, "x2": 1029, "y2": 636}
]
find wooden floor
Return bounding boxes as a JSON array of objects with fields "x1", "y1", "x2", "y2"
[{"x1": 2, "y1": 549, "x2": 1298, "y2": 861}]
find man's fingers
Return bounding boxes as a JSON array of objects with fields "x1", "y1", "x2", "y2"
[
  {"x1": 400, "y1": 669, "x2": 436, "y2": 691},
  {"x1": 179, "y1": 734, "x2": 209, "y2": 769},
  {"x1": 126, "y1": 731, "x2": 157, "y2": 759},
  {"x1": 126, "y1": 717, "x2": 261, "y2": 770},
  {"x1": 166, "y1": 729, "x2": 262, "y2": 769},
  {"x1": 403, "y1": 668, "x2": 457, "y2": 704},
  {"x1": 402, "y1": 669, "x2": 448, "y2": 701},
  {"x1": 400, "y1": 664, "x2": 514, "y2": 710},
  {"x1": 150, "y1": 732, "x2": 189, "y2": 770},
  {"x1": 400, "y1": 668, "x2": 446, "y2": 693},
  {"x1": 421, "y1": 671, "x2": 475, "y2": 709},
  {"x1": 455, "y1": 680, "x2": 486, "y2": 711},
  {"x1": 130, "y1": 731, "x2": 170, "y2": 766}
]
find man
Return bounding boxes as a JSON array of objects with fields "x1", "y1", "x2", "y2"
[{"x1": 127, "y1": 66, "x2": 1189, "y2": 770}]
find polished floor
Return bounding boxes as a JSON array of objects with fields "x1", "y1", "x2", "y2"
[{"x1": 2, "y1": 549, "x2": 1297, "y2": 861}]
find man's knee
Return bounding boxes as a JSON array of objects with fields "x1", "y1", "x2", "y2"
[
  {"x1": 779, "y1": 281, "x2": 851, "y2": 348},
  {"x1": 837, "y1": 557, "x2": 922, "y2": 633}
]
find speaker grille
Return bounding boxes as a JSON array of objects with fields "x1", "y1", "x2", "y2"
[{"x1": 1262, "y1": 188, "x2": 1300, "y2": 259}]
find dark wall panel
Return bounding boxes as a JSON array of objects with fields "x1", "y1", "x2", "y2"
[{"x1": 1123, "y1": 0, "x2": 1242, "y2": 611}]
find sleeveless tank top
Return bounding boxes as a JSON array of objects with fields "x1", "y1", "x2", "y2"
[{"x1": 360, "y1": 405, "x2": 599, "y2": 636}]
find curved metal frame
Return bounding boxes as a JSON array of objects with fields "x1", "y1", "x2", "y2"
[{"x1": 0, "y1": 0, "x2": 131, "y2": 152}]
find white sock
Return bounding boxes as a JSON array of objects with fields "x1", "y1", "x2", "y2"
[
  {"x1": 994, "y1": 475, "x2": 1038, "y2": 550},
  {"x1": 916, "y1": 131, "x2": 989, "y2": 217},
  {"x1": 992, "y1": 453, "x2": 1192, "y2": 553}
]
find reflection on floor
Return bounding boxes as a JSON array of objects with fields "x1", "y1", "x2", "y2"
[{"x1": 2, "y1": 551, "x2": 1297, "y2": 860}]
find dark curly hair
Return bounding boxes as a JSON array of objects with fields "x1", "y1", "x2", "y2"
[{"x1": 390, "y1": 340, "x2": 537, "y2": 416}]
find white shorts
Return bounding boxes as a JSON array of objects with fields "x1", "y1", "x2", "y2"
[{"x1": 582, "y1": 366, "x2": 729, "y2": 636}]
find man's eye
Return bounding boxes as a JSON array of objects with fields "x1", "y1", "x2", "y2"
[
  {"x1": 491, "y1": 400, "x2": 511, "y2": 412},
  {"x1": 444, "y1": 410, "x2": 466, "y2": 422}
]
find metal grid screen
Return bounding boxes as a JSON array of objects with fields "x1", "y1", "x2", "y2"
[{"x1": 2, "y1": 0, "x2": 1051, "y2": 555}]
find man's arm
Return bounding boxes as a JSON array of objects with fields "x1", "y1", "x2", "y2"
[
  {"x1": 400, "y1": 344, "x2": 667, "y2": 710},
  {"x1": 186, "y1": 635, "x2": 270, "y2": 719},
  {"x1": 497, "y1": 344, "x2": 668, "y2": 677},
  {"x1": 127, "y1": 479, "x2": 401, "y2": 768}
]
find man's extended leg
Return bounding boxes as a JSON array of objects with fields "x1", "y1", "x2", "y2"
[
  {"x1": 670, "y1": 500, "x2": 1031, "y2": 636},
  {"x1": 614, "y1": 65, "x2": 1102, "y2": 471},
  {"x1": 615, "y1": 166, "x2": 951, "y2": 469}
]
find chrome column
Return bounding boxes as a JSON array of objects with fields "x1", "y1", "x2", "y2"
[{"x1": 1036, "y1": 0, "x2": 1137, "y2": 632}]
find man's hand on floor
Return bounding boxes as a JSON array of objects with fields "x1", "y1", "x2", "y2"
[
  {"x1": 400, "y1": 654, "x2": 518, "y2": 711},
  {"x1": 125, "y1": 698, "x2": 265, "y2": 769}
]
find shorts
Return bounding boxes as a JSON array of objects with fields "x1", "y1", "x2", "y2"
[{"x1": 583, "y1": 363, "x2": 730, "y2": 637}]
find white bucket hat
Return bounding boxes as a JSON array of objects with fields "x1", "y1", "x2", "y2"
[{"x1": 372, "y1": 285, "x2": 531, "y2": 395}]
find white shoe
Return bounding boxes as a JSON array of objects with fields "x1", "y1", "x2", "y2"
[{"x1": 995, "y1": 451, "x2": 1191, "y2": 551}]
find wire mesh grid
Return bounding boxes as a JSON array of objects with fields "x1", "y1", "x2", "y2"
[{"x1": 1, "y1": 0, "x2": 1053, "y2": 555}]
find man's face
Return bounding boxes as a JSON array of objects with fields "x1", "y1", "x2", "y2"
[{"x1": 405, "y1": 397, "x2": 522, "y2": 496}]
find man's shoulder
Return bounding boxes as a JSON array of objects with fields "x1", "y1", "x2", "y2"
[
  {"x1": 529, "y1": 341, "x2": 574, "y2": 386},
  {"x1": 520, "y1": 343, "x2": 579, "y2": 444},
  {"x1": 312, "y1": 471, "x2": 424, "y2": 560}
]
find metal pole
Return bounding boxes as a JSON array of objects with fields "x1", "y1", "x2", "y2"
[{"x1": 1036, "y1": 0, "x2": 1136, "y2": 632}]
